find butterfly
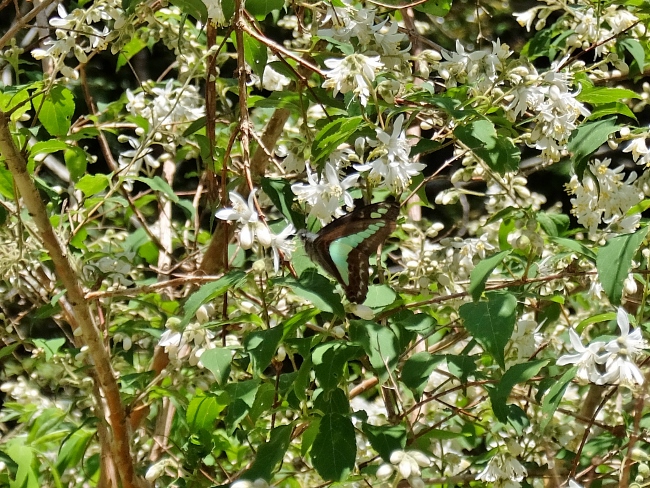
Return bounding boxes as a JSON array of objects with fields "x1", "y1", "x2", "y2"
[{"x1": 298, "y1": 201, "x2": 400, "y2": 303}]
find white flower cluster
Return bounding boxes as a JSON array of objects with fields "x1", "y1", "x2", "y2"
[
  {"x1": 158, "y1": 306, "x2": 217, "y2": 367},
  {"x1": 215, "y1": 190, "x2": 295, "y2": 272},
  {"x1": 319, "y1": 3, "x2": 409, "y2": 106},
  {"x1": 516, "y1": 3, "x2": 643, "y2": 62},
  {"x1": 566, "y1": 158, "x2": 643, "y2": 240},
  {"x1": 31, "y1": 2, "x2": 125, "y2": 79},
  {"x1": 557, "y1": 308, "x2": 647, "y2": 387},
  {"x1": 376, "y1": 449, "x2": 432, "y2": 487}
]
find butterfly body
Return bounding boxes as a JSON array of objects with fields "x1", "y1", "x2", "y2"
[{"x1": 299, "y1": 201, "x2": 399, "y2": 303}]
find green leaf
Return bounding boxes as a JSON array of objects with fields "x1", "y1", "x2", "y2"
[
  {"x1": 362, "y1": 423, "x2": 407, "y2": 462},
  {"x1": 181, "y1": 271, "x2": 246, "y2": 326},
  {"x1": 311, "y1": 413, "x2": 356, "y2": 482},
  {"x1": 186, "y1": 390, "x2": 229, "y2": 433},
  {"x1": 596, "y1": 227, "x2": 648, "y2": 305},
  {"x1": 469, "y1": 250, "x2": 511, "y2": 301},
  {"x1": 168, "y1": 0, "x2": 207, "y2": 22},
  {"x1": 76, "y1": 174, "x2": 109, "y2": 196},
  {"x1": 314, "y1": 388, "x2": 350, "y2": 415},
  {"x1": 550, "y1": 236, "x2": 596, "y2": 261},
  {"x1": 312, "y1": 116, "x2": 365, "y2": 167},
  {"x1": 243, "y1": 424, "x2": 292, "y2": 481},
  {"x1": 55, "y1": 428, "x2": 94, "y2": 474},
  {"x1": 246, "y1": 0, "x2": 284, "y2": 18},
  {"x1": 446, "y1": 354, "x2": 478, "y2": 383},
  {"x1": 454, "y1": 119, "x2": 520, "y2": 174},
  {"x1": 567, "y1": 117, "x2": 620, "y2": 179},
  {"x1": 414, "y1": 0, "x2": 451, "y2": 16},
  {"x1": 33, "y1": 85, "x2": 75, "y2": 136},
  {"x1": 459, "y1": 292, "x2": 517, "y2": 369},
  {"x1": 489, "y1": 359, "x2": 548, "y2": 424},
  {"x1": 6, "y1": 439, "x2": 39, "y2": 488},
  {"x1": 32, "y1": 338, "x2": 65, "y2": 361},
  {"x1": 587, "y1": 102, "x2": 637, "y2": 121},
  {"x1": 64, "y1": 147, "x2": 88, "y2": 182},
  {"x1": 620, "y1": 38, "x2": 645, "y2": 73},
  {"x1": 261, "y1": 177, "x2": 305, "y2": 229},
  {"x1": 137, "y1": 176, "x2": 179, "y2": 203},
  {"x1": 540, "y1": 367, "x2": 576, "y2": 430},
  {"x1": 199, "y1": 347, "x2": 232, "y2": 386},
  {"x1": 536, "y1": 212, "x2": 569, "y2": 237},
  {"x1": 390, "y1": 310, "x2": 436, "y2": 335},
  {"x1": 401, "y1": 352, "x2": 445, "y2": 397},
  {"x1": 577, "y1": 85, "x2": 640, "y2": 104},
  {"x1": 282, "y1": 269, "x2": 346, "y2": 317},
  {"x1": 242, "y1": 33, "x2": 268, "y2": 79},
  {"x1": 349, "y1": 320, "x2": 400, "y2": 382},
  {"x1": 116, "y1": 35, "x2": 148, "y2": 71},
  {"x1": 312, "y1": 341, "x2": 361, "y2": 392},
  {"x1": 0, "y1": 163, "x2": 15, "y2": 199},
  {"x1": 224, "y1": 379, "x2": 260, "y2": 433},
  {"x1": 244, "y1": 326, "x2": 283, "y2": 375}
]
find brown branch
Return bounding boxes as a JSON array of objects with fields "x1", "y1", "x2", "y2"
[
  {"x1": 0, "y1": 111, "x2": 140, "y2": 488},
  {"x1": 0, "y1": 0, "x2": 56, "y2": 50}
]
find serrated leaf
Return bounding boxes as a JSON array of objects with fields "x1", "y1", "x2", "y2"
[
  {"x1": 568, "y1": 117, "x2": 620, "y2": 179},
  {"x1": 469, "y1": 250, "x2": 510, "y2": 301},
  {"x1": 596, "y1": 227, "x2": 648, "y2": 305},
  {"x1": 459, "y1": 292, "x2": 517, "y2": 369},
  {"x1": 311, "y1": 413, "x2": 356, "y2": 481}
]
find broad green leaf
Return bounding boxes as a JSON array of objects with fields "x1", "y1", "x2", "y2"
[
  {"x1": 401, "y1": 352, "x2": 445, "y2": 397},
  {"x1": 137, "y1": 176, "x2": 179, "y2": 203},
  {"x1": 248, "y1": 383, "x2": 276, "y2": 423},
  {"x1": 246, "y1": 0, "x2": 284, "y2": 19},
  {"x1": 446, "y1": 354, "x2": 478, "y2": 383},
  {"x1": 280, "y1": 308, "x2": 319, "y2": 341},
  {"x1": 536, "y1": 212, "x2": 569, "y2": 237},
  {"x1": 550, "y1": 236, "x2": 596, "y2": 261},
  {"x1": 243, "y1": 424, "x2": 292, "y2": 481},
  {"x1": 459, "y1": 292, "x2": 517, "y2": 369},
  {"x1": 6, "y1": 439, "x2": 39, "y2": 488},
  {"x1": 596, "y1": 227, "x2": 647, "y2": 305},
  {"x1": 454, "y1": 119, "x2": 520, "y2": 174},
  {"x1": 55, "y1": 428, "x2": 94, "y2": 474},
  {"x1": 390, "y1": 310, "x2": 436, "y2": 335},
  {"x1": 33, "y1": 85, "x2": 75, "y2": 136},
  {"x1": 242, "y1": 33, "x2": 267, "y2": 79},
  {"x1": 181, "y1": 271, "x2": 247, "y2": 326},
  {"x1": 311, "y1": 413, "x2": 356, "y2": 481},
  {"x1": 32, "y1": 338, "x2": 65, "y2": 361},
  {"x1": 282, "y1": 269, "x2": 346, "y2": 317},
  {"x1": 29, "y1": 408, "x2": 66, "y2": 443},
  {"x1": 362, "y1": 423, "x2": 407, "y2": 462},
  {"x1": 29, "y1": 140, "x2": 67, "y2": 156},
  {"x1": 0, "y1": 88, "x2": 31, "y2": 122},
  {"x1": 168, "y1": 0, "x2": 207, "y2": 22},
  {"x1": 0, "y1": 163, "x2": 15, "y2": 199},
  {"x1": 224, "y1": 379, "x2": 260, "y2": 433},
  {"x1": 349, "y1": 320, "x2": 400, "y2": 382},
  {"x1": 0, "y1": 343, "x2": 19, "y2": 360},
  {"x1": 414, "y1": 0, "x2": 451, "y2": 16},
  {"x1": 489, "y1": 359, "x2": 548, "y2": 424},
  {"x1": 567, "y1": 117, "x2": 620, "y2": 179},
  {"x1": 76, "y1": 174, "x2": 109, "y2": 196},
  {"x1": 64, "y1": 147, "x2": 88, "y2": 182},
  {"x1": 620, "y1": 38, "x2": 645, "y2": 73},
  {"x1": 469, "y1": 250, "x2": 511, "y2": 301},
  {"x1": 244, "y1": 326, "x2": 283, "y2": 375},
  {"x1": 577, "y1": 85, "x2": 640, "y2": 104},
  {"x1": 587, "y1": 102, "x2": 637, "y2": 121},
  {"x1": 186, "y1": 390, "x2": 229, "y2": 433},
  {"x1": 314, "y1": 387, "x2": 349, "y2": 415},
  {"x1": 312, "y1": 341, "x2": 361, "y2": 391},
  {"x1": 540, "y1": 367, "x2": 576, "y2": 430},
  {"x1": 261, "y1": 177, "x2": 305, "y2": 229},
  {"x1": 199, "y1": 347, "x2": 232, "y2": 386},
  {"x1": 312, "y1": 116, "x2": 364, "y2": 167},
  {"x1": 363, "y1": 284, "x2": 397, "y2": 308}
]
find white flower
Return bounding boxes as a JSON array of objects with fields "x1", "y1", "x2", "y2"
[
  {"x1": 322, "y1": 54, "x2": 384, "y2": 106},
  {"x1": 230, "y1": 479, "x2": 269, "y2": 488},
  {"x1": 216, "y1": 191, "x2": 260, "y2": 250},
  {"x1": 354, "y1": 115, "x2": 424, "y2": 192},
  {"x1": 600, "y1": 308, "x2": 647, "y2": 386},
  {"x1": 389, "y1": 449, "x2": 431, "y2": 479},
  {"x1": 270, "y1": 224, "x2": 296, "y2": 272},
  {"x1": 476, "y1": 451, "x2": 527, "y2": 485},
  {"x1": 557, "y1": 328, "x2": 607, "y2": 384},
  {"x1": 263, "y1": 64, "x2": 292, "y2": 91}
]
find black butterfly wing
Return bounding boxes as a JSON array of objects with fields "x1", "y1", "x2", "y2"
[{"x1": 310, "y1": 201, "x2": 399, "y2": 303}]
